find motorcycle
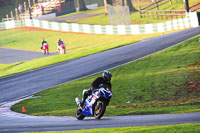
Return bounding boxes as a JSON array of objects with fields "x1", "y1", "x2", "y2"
[
  {"x1": 58, "y1": 43, "x2": 66, "y2": 54},
  {"x1": 75, "y1": 85, "x2": 112, "y2": 120},
  {"x1": 41, "y1": 43, "x2": 49, "y2": 55}
]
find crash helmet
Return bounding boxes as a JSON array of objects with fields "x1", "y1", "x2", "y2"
[
  {"x1": 102, "y1": 70, "x2": 112, "y2": 81},
  {"x1": 42, "y1": 38, "x2": 45, "y2": 42},
  {"x1": 58, "y1": 38, "x2": 61, "y2": 42}
]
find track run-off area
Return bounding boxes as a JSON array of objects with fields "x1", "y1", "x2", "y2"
[{"x1": 0, "y1": 27, "x2": 200, "y2": 133}]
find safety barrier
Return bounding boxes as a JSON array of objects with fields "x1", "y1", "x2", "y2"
[{"x1": 0, "y1": 12, "x2": 199, "y2": 35}]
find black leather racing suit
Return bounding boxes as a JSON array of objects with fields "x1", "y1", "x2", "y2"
[
  {"x1": 90, "y1": 76, "x2": 111, "y2": 91},
  {"x1": 81, "y1": 76, "x2": 111, "y2": 106}
]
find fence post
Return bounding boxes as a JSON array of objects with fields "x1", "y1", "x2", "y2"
[
  {"x1": 170, "y1": 10, "x2": 172, "y2": 20},
  {"x1": 155, "y1": 0, "x2": 159, "y2": 10},
  {"x1": 104, "y1": 0, "x2": 108, "y2": 14},
  {"x1": 139, "y1": 5, "x2": 142, "y2": 18},
  {"x1": 15, "y1": 8, "x2": 18, "y2": 19},
  {"x1": 28, "y1": 0, "x2": 31, "y2": 7},
  {"x1": 156, "y1": 10, "x2": 158, "y2": 19},
  {"x1": 161, "y1": 10, "x2": 163, "y2": 20},
  {"x1": 11, "y1": 11, "x2": 14, "y2": 20},
  {"x1": 151, "y1": 10, "x2": 155, "y2": 19},
  {"x1": 24, "y1": 2, "x2": 27, "y2": 11},
  {"x1": 6, "y1": 14, "x2": 9, "y2": 21}
]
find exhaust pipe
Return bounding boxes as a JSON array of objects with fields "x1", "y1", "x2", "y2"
[{"x1": 75, "y1": 97, "x2": 80, "y2": 106}]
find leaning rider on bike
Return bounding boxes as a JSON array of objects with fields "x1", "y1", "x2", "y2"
[
  {"x1": 57, "y1": 38, "x2": 65, "y2": 51},
  {"x1": 80, "y1": 70, "x2": 112, "y2": 107},
  {"x1": 41, "y1": 38, "x2": 48, "y2": 49}
]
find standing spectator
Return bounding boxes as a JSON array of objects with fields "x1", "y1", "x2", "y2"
[
  {"x1": 28, "y1": 7, "x2": 32, "y2": 19},
  {"x1": 18, "y1": 2, "x2": 23, "y2": 14},
  {"x1": 41, "y1": 4, "x2": 44, "y2": 15}
]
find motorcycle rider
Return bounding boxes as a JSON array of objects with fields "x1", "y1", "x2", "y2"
[
  {"x1": 80, "y1": 70, "x2": 112, "y2": 107},
  {"x1": 57, "y1": 38, "x2": 65, "y2": 52},
  {"x1": 41, "y1": 38, "x2": 49, "y2": 54},
  {"x1": 41, "y1": 38, "x2": 47, "y2": 49}
]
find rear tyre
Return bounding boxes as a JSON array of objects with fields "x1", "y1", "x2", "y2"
[
  {"x1": 76, "y1": 107, "x2": 85, "y2": 120},
  {"x1": 94, "y1": 100, "x2": 106, "y2": 119}
]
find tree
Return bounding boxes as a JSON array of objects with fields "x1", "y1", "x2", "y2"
[
  {"x1": 107, "y1": 0, "x2": 113, "y2": 5},
  {"x1": 122, "y1": 0, "x2": 137, "y2": 12},
  {"x1": 184, "y1": 0, "x2": 189, "y2": 12},
  {"x1": 104, "y1": 0, "x2": 113, "y2": 14},
  {"x1": 76, "y1": 0, "x2": 88, "y2": 11}
]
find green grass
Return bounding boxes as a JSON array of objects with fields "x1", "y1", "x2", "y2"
[
  {"x1": 11, "y1": 35, "x2": 200, "y2": 116},
  {"x1": 0, "y1": 28, "x2": 177, "y2": 77},
  {"x1": 58, "y1": 0, "x2": 200, "y2": 25},
  {"x1": 0, "y1": 28, "x2": 137, "y2": 52},
  {"x1": 24, "y1": 123, "x2": 200, "y2": 133}
]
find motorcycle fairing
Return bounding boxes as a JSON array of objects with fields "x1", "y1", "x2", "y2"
[
  {"x1": 82, "y1": 93, "x2": 99, "y2": 116},
  {"x1": 98, "y1": 88, "x2": 112, "y2": 99}
]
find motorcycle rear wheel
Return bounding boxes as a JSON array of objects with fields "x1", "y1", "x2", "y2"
[
  {"x1": 94, "y1": 100, "x2": 106, "y2": 119},
  {"x1": 76, "y1": 107, "x2": 85, "y2": 120}
]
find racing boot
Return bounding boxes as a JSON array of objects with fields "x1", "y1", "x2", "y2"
[
  {"x1": 80, "y1": 98, "x2": 85, "y2": 108},
  {"x1": 80, "y1": 89, "x2": 91, "y2": 108}
]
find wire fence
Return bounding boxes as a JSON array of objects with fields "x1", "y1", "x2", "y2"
[
  {"x1": 107, "y1": 4, "x2": 131, "y2": 25},
  {"x1": 140, "y1": 10, "x2": 186, "y2": 20}
]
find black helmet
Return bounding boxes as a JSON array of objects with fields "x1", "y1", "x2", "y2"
[{"x1": 102, "y1": 70, "x2": 112, "y2": 81}]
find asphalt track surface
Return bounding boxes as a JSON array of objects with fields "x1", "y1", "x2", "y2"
[
  {"x1": 0, "y1": 27, "x2": 200, "y2": 133},
  {"x1": 0, "y1": 47, "x2": 58, "y2": 64},
  {"x1": 47, "y1": 13, "x2": 104, "y2": 22}
]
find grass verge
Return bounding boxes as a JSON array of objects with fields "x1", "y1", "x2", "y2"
[
  {"x1": 11, "y1": 35, "x2": 200, "y2": 116},
  {"x1": 0, "y1": 27, "x2": 178, "y2": 77},
  {"x1": 58, "y1": 0, "x2": 200, "y2": 25}
]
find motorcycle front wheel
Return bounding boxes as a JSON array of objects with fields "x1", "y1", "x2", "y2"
[
  {"x1": 94, "y1": 100, "x2": 106, "y2": 119},
  {"x1": 76, "y1": 107, "x2": 85, "y2": 120}
]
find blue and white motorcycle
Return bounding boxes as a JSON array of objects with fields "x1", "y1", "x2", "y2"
[{"x1": 75, "y1": 85, "x2": 112, "y2": 120}]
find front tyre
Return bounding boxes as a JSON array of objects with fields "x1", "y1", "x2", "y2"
[
  {"x1": 94, "y1": 100, "x2": 106, "y2": 119},
  {"x1": 76, "y1": 107, "x2": 85, "y2": 120}
]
